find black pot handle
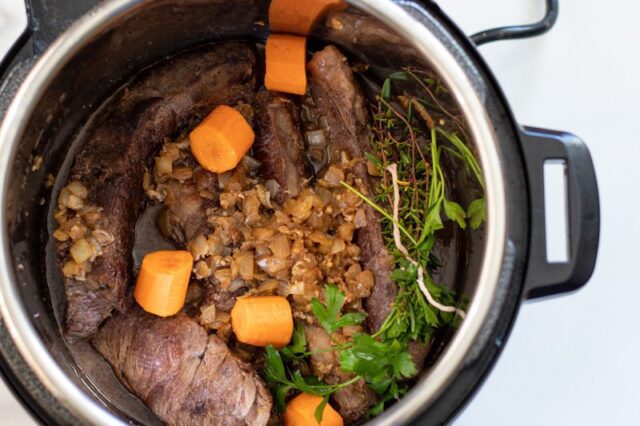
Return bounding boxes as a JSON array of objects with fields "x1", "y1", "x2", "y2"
[
  {"x1": 520, "y1": 126, "x2": 600, "y2": 300},
  {"x1": 25, "y1": 0, "x2": 103, "y2": 53},
  {"x1": 471, "y1": 0, "x2": 559, "y2": 46},
  {"x1": 1, "y1": 0, "x2": 101, "y2": 80}
]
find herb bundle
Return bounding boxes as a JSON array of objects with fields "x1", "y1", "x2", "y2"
[
  {"x1": 363, "y1": 69, "x2": 485, "y2": 346},
  {"x1": 263, "y1": 69, "x2": 485, "y2": 420}
]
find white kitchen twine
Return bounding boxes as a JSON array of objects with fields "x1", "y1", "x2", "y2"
[{"x1": 386, "y1": 164, "x2": 466, "y2": 319}]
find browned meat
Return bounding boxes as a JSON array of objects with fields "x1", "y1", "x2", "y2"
[
  {"x1": 57, "y1": 43, "x2": 256, "y2": 338},
  {"x1": 253, "y1": 91, "x2": 309, "y2": 203},
  {"x1": 164, "y1": 179, "x2": 209, "y2": 243},
  {"x1": 203, "y1": 281, "x2": 248, "y2": 313},
  {"x1": 93, "y1": 306, "x2": 271, "y2": 426},
  {"x1": 158, "y1": 146, "x2": 221, "y2": 245},
  {"x1": 307, "y1": 46, "x2": 368, "y2": 164},
  {"x1": 304, "y1": 325, "x2": 339, "y2": 378},
  {"x1": 361, "y1": 249, "x2": 397, "y2": 332},
  {"x1": 307, "y1": 46, "x2": 397, "y2": 332},
  {"x1": 408, "y1": 341, "x2": 428, "y2": 374},
  {"x1": 304, "y1": 325, "x2": 377, "y2": 422},
  {"x1": 317, "y1": 9, "x2": 420, "y2": 67}
]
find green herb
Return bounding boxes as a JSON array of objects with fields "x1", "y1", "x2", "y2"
[
  {"x1": 388, "y1": 71, "x2": 411, "y2": 81},
  {"x1": 314, "y1": 396, "x2": 330, "y2": 423},
  {"x1": 347, "y1": 68, "x2": 482, "y2": 349},
  {"x1": 263, "y1": 345, "x2": 360, "y2": 411},
  {"x1": 381, "y1": 78, "x2": 392, "y2": 100},
  {"x1": 340, "y1": 333, "x2": 416, "y2": 395},
  {"x1": 263, "y1": 67, "x2": 485, "y2": 419},
  {"x1": 467, "y1": 197, "x2": 486, "y2": 230},
  {"x1": 443, "y1": 199, "x2": 467, "y2": 229},
  {"x1": 264, "y1": 285, "x2": 416, "y2": 419},
  {"x1": 340, "y1": 181, "x2": 418, "y2": 247},
  {"x1": 311, "y1": 284, "x2": 367, "y2": 335},
  {"x1": 280, "y1": 322, "x2": 308, "y2": 360}
]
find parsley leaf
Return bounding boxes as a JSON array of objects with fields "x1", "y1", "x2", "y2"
[
  {"x1": 418, "y1": 202, "x2": 444, "y2": 244},
  {"x1": 264, "y1": 345, "x2": 286, "y2": 384},
  {"x1": 263, "y1": 345, "x2": 344, "y2": 413},
  {"x1": 381, "y1": 78, "x2": 391, "y2": 100},
  {"x1": 280, "y1": 321, "x2": 307, "y2": 360},
  {"x1": 274, "y1": 385, "x2": 291, "y2": 411},
  {"x1": 311, "y1": 285, "x2": 366, "y2": 335},
  {"x1": 314, "y1": 396, "x2": 330, "y2": 423},
  {"x1": 443, "y1": 199, "x2": 467, "y2": 229},
  {"x1": 388, "y1": 71, "x2": 411, "y2": 81},
  {"x1": 467, "y1": 198, "x2": 485, "y2": 230},
  {"x1": 264, "y1": 346, "x2": 291, "y2": 410},
  {"x1": 339, "y1": 334, "x2": 416, "y2": 396}
]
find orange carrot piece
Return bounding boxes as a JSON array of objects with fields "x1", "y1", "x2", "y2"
[
  {"x1": 134, "y1": 250, "x2": 194, "y2": 317},
  {"x1": 231, "y1": 296, "x2": 294, "y2": 347},
  {"x1": 189, "y1": 105, "x2": 255, "y2": 174},
  {"x1": 269, "y1": 0, "x2": 346, "y2": 35},
  {"x1": 284, "y1": 393, "x2": 343, "y2": 426},
  {"x1": 265, "y1": 34, "x2": 307, "y2": 96}
]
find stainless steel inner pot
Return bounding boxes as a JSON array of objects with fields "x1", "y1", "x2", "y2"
[{"x1": 0, "y1": 0, "x2": 598, "y2": 424}]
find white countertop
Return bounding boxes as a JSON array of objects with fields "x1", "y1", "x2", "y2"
[{"x1": 0, "y1": 1, "x2": 634, "y2": 425}]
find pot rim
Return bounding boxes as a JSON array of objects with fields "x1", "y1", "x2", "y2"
[{"x1": 0, "y1": 1, "x2": 507, "y2": 424}]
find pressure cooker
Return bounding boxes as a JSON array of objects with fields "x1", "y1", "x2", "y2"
[{"x1": 0, "y1": 0, "x2": 599, "y2": 424}]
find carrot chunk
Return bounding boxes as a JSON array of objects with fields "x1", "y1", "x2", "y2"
[
  {"x1": 134, "y1": 250, "x2": 194, "y2": 317},
  {"x1": 265, "y1": 34, "x2": 307, "y2": 95},
  {"x1": 189, "y1": 105, "x2": 255, "y2": 174},
  {"x1": 269, "y1": 0, "x2": 346, "y2": 35},
  {"x1": 231, "y1": 296, "x2": 294, "y2": 347},
  {"x1": 284, "y1": 393, "x2": 343, "y2": 426}
]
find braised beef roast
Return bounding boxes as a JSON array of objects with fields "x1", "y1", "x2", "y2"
[
  {"x1": 307, "y1": 45, "x2": 398, "y2": 333},
  {"x1": 253, "y1": 91, "x2": 310, "y2": 203},
  {"x1": 56, "y1": 43, "x2": 256, "y2": 338},
  {"x1": 93, "y1": 306, "x2": 272, "y2": 426},
  {"x1": 317, "y1": 9, "x2": 421, "y2": 67}
]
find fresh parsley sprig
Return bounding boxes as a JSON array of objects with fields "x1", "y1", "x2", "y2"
[
  {"x1": 263, "y1": 285, "x2": 417, "y2": 420},
  {"x1": 340, "y1": 333, "x2": 416, "y2": 395},
  {"x1": 311, "y1": 284, "x2": 367, "y2": 335},
  {"x1": 264, "y1": 345, "x2": 360, "y2": 410}
]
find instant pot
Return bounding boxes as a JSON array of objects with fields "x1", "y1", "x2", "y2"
[{"x1": 0, "y1": 0, "x2": 599, "y2": 424}]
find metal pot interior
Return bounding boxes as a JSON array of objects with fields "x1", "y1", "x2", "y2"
[{"x1": 0, "y1": 0, "x2": 500, "y2": 424}]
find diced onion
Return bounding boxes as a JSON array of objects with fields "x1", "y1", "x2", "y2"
[
  {"x1": 257, "y1": 279, "x2": 280, "y2": 294},
  {"x1": 53, "y1": 229, "x2": 69, "y2": 242},
  {"x1": 62, "y1": 260, "x2": 82, "y2": 277},
  {"x1": 70, "y1": 238, "x2": 93, "y2": 264},
  {"x1": 67, "y1": 181, "x2": 88, "y2": 199},
  {"x1": 229, "y1": 278, "x2": 246, "y2": 292},
  {"x1": 155, "y1": 155, "x2": 173, "y2": 176},
  {"x1": 236, "y1": 253, "x2": 254, "y2": 280},
  {"x1": 270, "y1": 234, "x2": 291, "y2": 259},
  {"x1": 305, "y1": 129, "x2": 327, "y2": 147},
  {"x1": 322, "y1": 166, "x2": 344, "y2": 188},
  {"x1": 257, "y1": 256, "x2": 291, "y2": 275},
  {"x1": 337, "y1": 223, "x2": 355, "y2": 242}
]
